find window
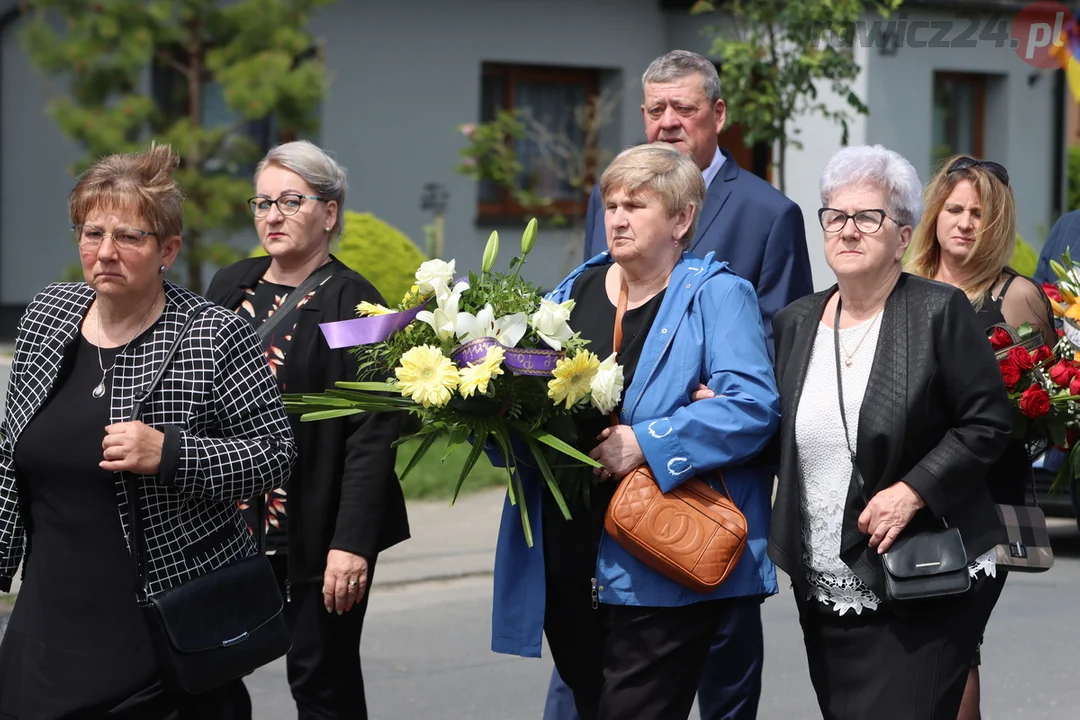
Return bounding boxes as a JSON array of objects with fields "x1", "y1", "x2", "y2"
[
  {"x1": 478, "y1": 63, "x2": 601, "y2": 220},
  {"x1": 932, "y1": 72, "x2": 986, "y2": 166}
]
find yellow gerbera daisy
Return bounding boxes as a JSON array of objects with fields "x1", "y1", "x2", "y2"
[
  {"x1": 459, "y1": 346, "x2": 506, "y2": 398},
  {"x1": 548, "y1": 351, "x2": 600, "y2": 409},
  {"x1": 395, "y1": 345, "x2": 459, "y2": 407},
  {"x1": 356, "y1": 301, "x2": 394, "y2": 317}
]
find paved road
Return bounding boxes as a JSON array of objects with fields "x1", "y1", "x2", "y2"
[{"x1": 244, "y1": 523, "x2": 1080, "y2": 720}]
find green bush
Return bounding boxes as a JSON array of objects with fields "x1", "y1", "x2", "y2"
[
  {"x1": 1011, "y1": 234, "x2": 1038, "y2": 277},
  {"x1": 250, "y1": 210, "x2": 427, "y2": 305}
]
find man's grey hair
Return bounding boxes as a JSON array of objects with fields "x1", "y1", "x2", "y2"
[
  {"x1": 819, "y1": 145, "x2": 923, "y2": 229},
  {"x1": 642, "y1": 50, "x2": 722, "y2": 104},
  {"x1": 255, "y1": 140, "x2": 348, "y2": 241}
]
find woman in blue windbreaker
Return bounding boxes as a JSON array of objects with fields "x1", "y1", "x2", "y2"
[{"x1": 490, "y1": 143, "x2": 781, "y2": 719}]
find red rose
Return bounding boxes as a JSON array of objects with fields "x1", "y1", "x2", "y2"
[
  {"x1": 1007, "y1": 346, "x2": 1035, "y2": 371},
  {"x1": 1031, "y1": 345, "x2": 1054, "y2": 364},
  {"x1": 989, "y1": 327, "x2": 1014, "y2": 350},
  {"x1": 1043, "y1": 283, "x2": 1064, "y2": 303},
  {"x1": 1058, "y1": 328, "x2": 1066, "y2": 338},
  {"x1": 1049, "y1": 360, "x2": 1077, "y2": 387},
  {"x1": 1070, "y1": 376, "x2": 1080, "y2": 397},
  {"x1": 1019, "y1": 385, "x2": 1051, "y2": 418},
  {"x1": 999, "y1": 358, "x2": 1022, "y2": 390}
]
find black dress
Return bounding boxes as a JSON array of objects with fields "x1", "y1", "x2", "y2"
[
  {"x1": 542, "y1": 264, "x2": 666, "y2": 581},
  {"x1": 0, "y1": 335, "x2": 158, "y2": 718}
]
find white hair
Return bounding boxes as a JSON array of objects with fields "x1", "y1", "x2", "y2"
[
  {"x1": 642, "y1": 50, "x2": 722, "y2": 104},
  {"x1": 819, "y1": 145, "x2": 923, "y2": 228},
  {"x1": 255, "y1": 140, "x2": 348, "y2": 240}
]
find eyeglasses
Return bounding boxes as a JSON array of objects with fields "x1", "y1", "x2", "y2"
[
  {"x1": 73, "y1": 224, "x2": 157, "y2": 251},
  {"x1": 818, "y1": 208, "x2": 895, "y2": 234},
  {"x1": 946, "y1": 156, "x2": 1010, "y2": 187},
  {"x1": 248, "y1": 194, "x2": 328, "y2": 218}
]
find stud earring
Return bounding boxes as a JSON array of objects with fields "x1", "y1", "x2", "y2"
[
  {"x1": 325, "y1": 227, "x2": 331, "y2": 232},
  {"x1": 159, "y1": 264, "x2": 166, "y2": 274}
]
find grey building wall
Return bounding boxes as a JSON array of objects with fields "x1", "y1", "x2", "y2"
[{"x1": 309, "y1": 0, "x2": 670, "y2": 291}]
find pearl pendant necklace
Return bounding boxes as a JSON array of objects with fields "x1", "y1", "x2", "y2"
[{"x1": 93, "y1": 291, "x2": 160, "y2": 399}]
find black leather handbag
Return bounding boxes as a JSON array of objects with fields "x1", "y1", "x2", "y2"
[
  {"x1": 833, "y1": 299, "x2": 971, "y2": 602},
  {"x1": 124, "y1": 304, "x2": 291, "y2": 694}
]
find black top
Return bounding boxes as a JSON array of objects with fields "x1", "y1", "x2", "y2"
[
  {"x1": 235, "y1": 278, "x2": 314, "y2": 553},
  {"x1": 0, "y1": 336, "x2": 156, "y2": 716},
  {"x1": 206, "y1": 256, "x2": 410, "y2": 582},
  {"x1": 543, "y1": 265, "x2": 666, "y2": 579}
]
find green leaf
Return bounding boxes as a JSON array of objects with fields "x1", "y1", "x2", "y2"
[
  {"x1": 299, "y1": 408, "x2": 364, "y2": 422},
  {"x1": 1049, "y1": 422, "x2": 1069, "y2": 449},
  {"x1": 491, "y1": 425, "x2": 532, "y2": 547},
  {"x1": 399, "y1": 432, "x2": 442, "y2": 483},
  {"x1": 451, "y1": 429, "x2": 489, "y2": 506},
  {"x1": 522, "y1": 434, "x2": 572, "y2": 521},
  {"x1": 335, "y1": 381, "x2": 400, "y2": 392},
  {"x1": 516, "y1": 425, "x2": 603, "y2": 468}
]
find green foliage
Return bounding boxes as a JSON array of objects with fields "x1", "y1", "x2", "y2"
[
  {"x1": 394, "y1": 436, "x2": 505, "y2": 500},
  {"x1": 1011, "y1": 234, "x2": 1038, "y2": 277},
  {"x1": 455, "y1": 113, "x2": 554, "y2": 214},
  {"x1": 335, "y1": 212, "x2": 427, "y2": 306},
  {"x1": 21, "y1": 0, "x2": 335, "y2": 292},
  {"x1": 1068, "y1": 145, "x2": 1080, "y2": 213},
  {"x1": 692, "y1": 0, "x2": 904, "y2": 192}
]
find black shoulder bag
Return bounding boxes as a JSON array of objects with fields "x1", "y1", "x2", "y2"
[
  {"x1": 124, "y1": 304, "x2": 291, "y2": 694},
  {"x1": 832, "y1": 298, "x2": 971, "y2": 602}
]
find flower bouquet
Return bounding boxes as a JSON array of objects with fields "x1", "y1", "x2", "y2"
[{"x1": 283, "y1": 220, "x2": 622, "y2": 546}]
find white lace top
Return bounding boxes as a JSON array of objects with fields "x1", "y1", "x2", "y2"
[{"x1": 794, "y1": 316, "x2": 996, "y2": 616}]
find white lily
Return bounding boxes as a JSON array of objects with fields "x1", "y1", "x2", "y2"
[
  {"x1": 415, "y1": 258, "x2": 456, "y2": 296},
  {"x1": 530, "y1": 298, "x2": 576, "y2": 350},
  {"x1": 416, "y1": 281, "x2": 468, "y2": 343},
  {"x1": 455, "y1": 303, "x2": 528, "y2": 348}
]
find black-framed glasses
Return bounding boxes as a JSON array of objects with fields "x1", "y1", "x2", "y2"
[
  {"x1": 818, "y1": 208, "x2": 893, "y2": 234},
  {"x1": 248, "y1": 194, "x2": 328, "y2": 218},
  {"x1": 73, "y1": 224, "x2": 157, "y2": 251},
  {"x1": 946, "y1": 156, "x2": 1010, "y2": 187}
]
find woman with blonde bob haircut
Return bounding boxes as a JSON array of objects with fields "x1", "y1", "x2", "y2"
[
  {"x1": 907, "y1": 155, "x2": 1053, "y2": 720},
  {"x1": 490, "y1": 142, "x2": 780, "y2": 719}
]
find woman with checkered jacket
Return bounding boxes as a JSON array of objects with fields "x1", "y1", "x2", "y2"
[{"x1": 0, "y1": 144, "x2": 296, "y2": 718}]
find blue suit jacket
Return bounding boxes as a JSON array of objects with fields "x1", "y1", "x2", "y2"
[
  {"x1": 1034, "y1": 210, "x2": 1080, "y2": 285},
  {"x1": 584, "y1": 147, "x2": 813, "y2": 356}
]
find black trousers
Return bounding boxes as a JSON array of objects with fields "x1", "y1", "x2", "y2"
[
  {"x1": 228, "y1": 553, "x2": 375, "y2": 720},
  {"x1": 796, "y1": 572, "x2": 1006, "y2": 720},
  {"x1": 544, "y1": 575, "x2": 729, "y2": 720}
]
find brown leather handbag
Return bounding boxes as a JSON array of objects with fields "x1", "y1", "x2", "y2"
[{"x1": 602, "y1": 280, "x2": 749, "y2": 594}]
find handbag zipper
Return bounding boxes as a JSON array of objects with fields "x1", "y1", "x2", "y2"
[{"x1": 590, "y1": 577, "x2": 599, "y2": 609}]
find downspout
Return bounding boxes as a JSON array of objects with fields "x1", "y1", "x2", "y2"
[
  {"x1": 0, "y1": 5, "x2": 21, "y2": 314},
  {"x1": 1052, "y1": 68, "x2": 1066, "y2": 221}
]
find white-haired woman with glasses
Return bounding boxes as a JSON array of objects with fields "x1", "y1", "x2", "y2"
[
  {"x1": 767, "y1": 145, "x2": 1012, "y2": 719},
  {"x1": 206, "y1": 140, "x2": 409, "y2": 720}
]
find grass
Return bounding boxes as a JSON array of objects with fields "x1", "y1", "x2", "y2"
[{"x1": 395, "y1": 436, "x2": 507, "y2": 501}]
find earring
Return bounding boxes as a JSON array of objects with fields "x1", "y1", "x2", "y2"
[
  {"x1": 673, "y1": 241, "x2": 680, "y2": 247},
  {"x1": 325, "y1": 227, "x2": 331, "y2": 232},
  {"x1": 159, "y1": 264, "x2": 166, "y2": 274}
]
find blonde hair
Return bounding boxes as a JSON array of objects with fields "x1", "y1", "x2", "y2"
[
  {"x1": 69, "y1": 143, "x2": 184, "y2": 241},
  {"x1": 598, "y1": 142, "x2": 705, "y2": 245},
  {"x1": 907, "y1": 155, "x2": 1016, "y2": 309}
]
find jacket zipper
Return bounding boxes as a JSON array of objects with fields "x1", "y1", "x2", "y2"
[
  {"x1": 285, "y1": 578, "x2": 291, "y2": 603},
  {"x1": 590, "y1": 577, "x2": 599, "y2": 609}
]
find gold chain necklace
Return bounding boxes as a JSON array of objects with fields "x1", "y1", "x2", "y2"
[{"x1": 837, "y1": 312, "x2": 881, "y2": 367}]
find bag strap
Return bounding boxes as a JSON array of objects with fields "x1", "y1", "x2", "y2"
[
  {"x1": 125, "y1": 304, "x2": 213, "y2": 603},
  {"x1": 254, "y1": 261, "x2": 336, "y2": 345}
]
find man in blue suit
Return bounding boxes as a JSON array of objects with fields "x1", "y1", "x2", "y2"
[
  {"x1": 582, "y1": 51, "x2": 812, "y2": 356},
  {"x1": 546, "y1": 51, "x2": 813, "y2": 720}
]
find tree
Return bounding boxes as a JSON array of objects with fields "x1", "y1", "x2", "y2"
[
  {"x1": 691, "y1": 0, "x2": 903, "y2": 193},
  {"x1": 20, "y1": 0, "x2": 334, "y2": 292}
]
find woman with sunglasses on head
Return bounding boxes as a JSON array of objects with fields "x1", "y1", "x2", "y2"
[
  {"x1": 907, "y1": 155, "x2": 1053, "y2": 720},
  {"x1": 206, "y1": 140, "x2": 409, "y2": 719}
]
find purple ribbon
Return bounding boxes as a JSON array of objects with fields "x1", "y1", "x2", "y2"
[
  {"x1": 451, "y1": 337, "x2": 563, "y2": 377},
  {"x1": 319, "y1": 305, "x2": 426, "y2": 349}
]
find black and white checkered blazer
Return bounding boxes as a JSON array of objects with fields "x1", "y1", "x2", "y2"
[{"x1": 0, "y1": 281, "x2": 296, "y2": 594}]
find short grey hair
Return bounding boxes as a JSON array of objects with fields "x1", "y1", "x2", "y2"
[
  {"x1": 599, "y1": 143, "x2": 706, "y2": 245},
  {"x1": 819, "y1": 145, "x2": 923, "y2": 228},
  {"x1": 642, "y1": 50, "x2": 722, "y2": 104},
  {"x1": 255, "y1": 140, "x2": 348, "y2": 240}
]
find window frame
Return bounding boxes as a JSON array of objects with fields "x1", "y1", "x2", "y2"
[
  {"x1": 477, "y1": 62, "x2": 601, "y2": 222},
  {"x1": 932, "y1": 71, "x2": 987, "y2": 164}
]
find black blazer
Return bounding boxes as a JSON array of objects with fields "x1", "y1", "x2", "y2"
[
  {"x1": 206, "y1": 256, "x2": 409, "y2": 583},
  {"x1": 768, "y1": 273, "x2": 1011, "y2": 600}
]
